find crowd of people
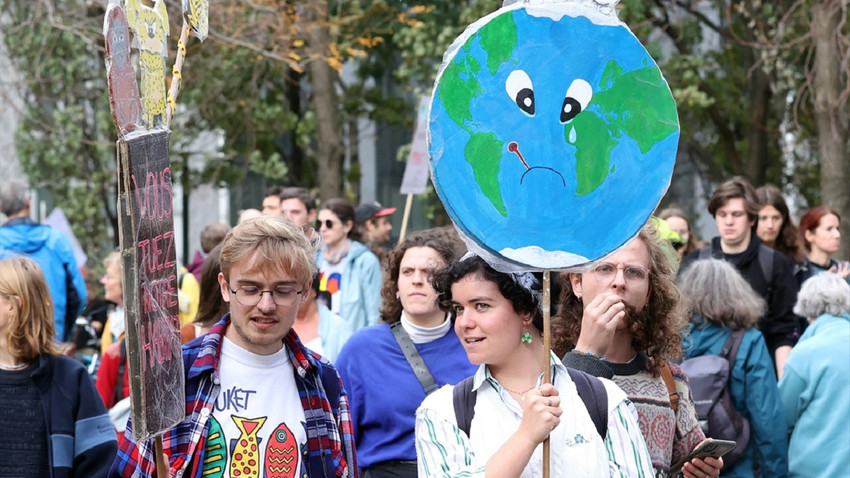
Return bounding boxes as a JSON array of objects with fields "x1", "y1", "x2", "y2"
[{"x1": 0, "y1": 176, "x2": 847, "y2": 478}]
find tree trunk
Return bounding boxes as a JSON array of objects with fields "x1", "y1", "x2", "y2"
[
  {"x1": 744, "y1": 67, "x2": 771, "y2": 185},
  {"x1": 812, "y1": 0, "x2": 850, "y2": 259},
  {"x1": 302, "y1": 1, "x2": 343, "y2": 200},
  {"x1": 348, "y1": 117, "x2": 361, "y2": 200}
]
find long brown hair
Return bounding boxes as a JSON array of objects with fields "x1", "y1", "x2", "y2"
[
  {"x1": 755, "y1": 185, "x2": 805, "y2": 264},
  {"x1": 0, "y1": 256, "x2": 60, "y2": 361},
  {"x1": 379, "y1": 229, "x2": 463, "y2": 323},
  {"x1": 554, "y1": 224, "x2": 688, "y2": 373}
]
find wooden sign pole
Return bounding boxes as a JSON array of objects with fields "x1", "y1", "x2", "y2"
[{"x1": 542, "y1": 271, "x2": 551, "y2": 478}]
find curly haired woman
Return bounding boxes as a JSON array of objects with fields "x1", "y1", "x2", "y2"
[{"x1": 555, "y1": 224, "x2": 723, "y2": 478}]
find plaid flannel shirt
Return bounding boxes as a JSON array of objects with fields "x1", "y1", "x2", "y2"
[{"x1": 108, "y1": 315, "x2": 358, "y2": 478}]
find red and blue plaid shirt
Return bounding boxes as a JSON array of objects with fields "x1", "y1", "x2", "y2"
[{"x1": 108, "y1": 315, "x2": 358, "y2": 477}]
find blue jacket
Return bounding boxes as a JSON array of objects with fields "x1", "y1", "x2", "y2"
[
  {"x1": 30, "y1": 354, "x2": 118, "y2": 478},
  {"x1": 1, "y1": 217, "x2": 87, "y2": 340},
  {"x1": 317, "y1": 240, "x2": 382, "y2": 334},
  {"x1": 779, "y1": 313, "x2": 850, "y2": 477},
  {"x1": 683, "y1": 321, "x2": 789, "y2": 477}
]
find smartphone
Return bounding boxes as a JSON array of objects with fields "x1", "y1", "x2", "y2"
[{"x1": 668, "y1": 438, "x2": 737, "y2": 476}]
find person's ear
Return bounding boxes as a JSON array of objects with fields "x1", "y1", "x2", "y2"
[
  {"x1": 569, "y1": 273, "x2": 582, "y2": 299},
  {"x1": 343, "y1": 220, "x2": 353, "y2": 235},
  {"x1": 218, "y1": 272, "x2": 231, "y2": 303},
  {"x1": 803, "y1": 228, "x2": 815, "y2": 245}
]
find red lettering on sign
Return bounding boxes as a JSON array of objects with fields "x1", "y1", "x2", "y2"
[
  {"x1": 137, "y1": 232, "x2": 176, "y2": 274},
  {"x1": 140, "y1": 315, "x2": 178, "y2": 368},
  {"x1": 131, "y1": 167, "x2": 173, "y2": 221},
  {"x1": 141, "y1": 275, "x2": 177, "y2": 313}
]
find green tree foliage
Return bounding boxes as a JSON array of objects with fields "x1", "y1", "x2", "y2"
[
  {"x1": 620, "y1": 0, "x2": 848, "y2": 202},
  {"x1": 2, "y1": 0, "x2": 116, "y2": 260}
]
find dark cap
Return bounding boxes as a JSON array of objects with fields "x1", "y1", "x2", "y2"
[{"x1": 355, "y1": 201, "x2": 397, "y2": 223}]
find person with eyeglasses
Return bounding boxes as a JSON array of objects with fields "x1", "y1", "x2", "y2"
[
  {"x1": 553, "y1": 223, "x2": 724, "y2": 478},
  {"x1": 109, "y1": 216, "x2": 358, "y2": 478},
  {"x1": 316, "y1": 198, "x2": 382, "y2": 335}
]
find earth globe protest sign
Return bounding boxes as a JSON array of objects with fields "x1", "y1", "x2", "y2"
[{"x1": 429, "y1": 0, "x2": 679, "y2": 272}]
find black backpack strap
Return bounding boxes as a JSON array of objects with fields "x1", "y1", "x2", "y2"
[
  {"x1": 720, "y1": 329, "x2": 745, "y2": 365},
  {"x1": 757, "y1": 246, "x2": 773, "y2": 284},
  {"x1": 567, "y1": 368, "x2": 608, "y2": 440},
  {"x1": 114, "y1": 339, "x2": 127, "y2": 405},
  {"x1": 452, "y1": 376, "x2": 477, "y2": 436},
  {"x1": 390, "y1": 321, "x2": 439, "y2": 395},
  {"x1": 719, "y1": 329, "x2": 747, "y2": 434}
]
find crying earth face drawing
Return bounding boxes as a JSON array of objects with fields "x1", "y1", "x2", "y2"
[{"x1": 429, "y1": 4, "x2": 680, "y2": 268}]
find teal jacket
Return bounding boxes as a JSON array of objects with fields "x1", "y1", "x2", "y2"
[
  {"x1": 317, "y1": 240, "x2": 382, "y2": 335},
  {"x1": 683, "y1": 320, "x2": 788, "y2": 477},
  {"x1": 779, "y1": 313, "x2": 850, "y2": 477},
  {"x1": 317, "y1": 303, "x2": 353, "y2": 363}
]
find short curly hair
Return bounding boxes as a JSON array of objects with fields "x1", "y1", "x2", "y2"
[
  {"x1": 432, "y1": 255, "x2": 552, "y2": 333},
  {"x1": 554, "y1": 223, "x2": 688, "y2": 374}
]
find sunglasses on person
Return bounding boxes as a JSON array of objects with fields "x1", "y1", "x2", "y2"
[{"x1": 316, "y1": 219, "x2": 338, "y2": 229}]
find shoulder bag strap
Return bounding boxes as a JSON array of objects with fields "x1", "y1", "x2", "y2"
[
  {"x1": 390, "y1": 321, "x2": 439, "y2": 395},
  {"x1": 566, "y1": 368, "x2": 609, "y2": 439},
  {"x1": 721, "y1": 329, "x2": 745, "y2": 367},
  {"x1": 452, "y1": 376, "x2": 477, "y2": 436},
  {"x1": 659, "y1": 360, "x2": 680, "y2": 413}
]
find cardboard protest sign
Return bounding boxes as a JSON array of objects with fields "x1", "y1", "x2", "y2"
[
  {"x1": 116, "y1": 130, "x2": 185, "y2": 440},
  {"x1": 428, "y1": 0, "x2": 679, "y2": 270},
  {"x1": 104, "y1": 0, "x2": 209, "y2": 442},
  {"x1": 400, "y1": 96, "x2": 431, "y2": 195}
]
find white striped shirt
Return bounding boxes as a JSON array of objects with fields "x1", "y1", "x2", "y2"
[{"x1": 415, "y1": 354, "x2": 654, "y2": 477}]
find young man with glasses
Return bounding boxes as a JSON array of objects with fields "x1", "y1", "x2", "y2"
[
  {"x1": 554, "y1": 223, "x2": 723, "y2": 478},
  {"x1": 109, "y1": 216, "x2": 358, "y2": 478}
]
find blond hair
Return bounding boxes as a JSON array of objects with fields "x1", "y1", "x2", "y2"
[
  {"x1": 219, "y1": 216, "x2": 317, "y2": 285},
  {"x1": 0, "y1": 256, "x2": 60, "y2": 361}
]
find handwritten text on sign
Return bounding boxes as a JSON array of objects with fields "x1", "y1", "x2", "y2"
[{"x1": 117, "y1": 130, "x2": 185, "y2": 440}]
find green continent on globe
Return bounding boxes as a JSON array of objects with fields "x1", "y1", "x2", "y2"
[
  {"x1": 569, "y1": 60, "x2": 679, "y2": 196},
  {"x1": 466, "y1": 132, "x2": 507, "y2": 216},
  {"x1": 479, "y1": 12, "x2": 518, "y2": 75},
  {"x1": 438, "y1": 50, "x2": 483, "y2": 130},
  {"x1": 595, "y1": 60, "x2": 679, "y2": 154},
  {"x1": 439, "y1": 13, "x2": 518, "y2": 131},
  {"x1": 568, "y1": 112, "x2": 617, "y2": 196}
]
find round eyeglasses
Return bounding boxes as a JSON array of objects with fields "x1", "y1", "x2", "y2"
[
  {"x1": 589, "y1": 262, "x2": 649, "y2": 286},
  {"x1": 228, "y1": 285, "x2": 303, "y2": 307}
]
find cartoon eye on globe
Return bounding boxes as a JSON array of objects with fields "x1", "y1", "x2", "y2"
[{"x1": 428, "y1": 1, "x2": 679, "y2": 269}]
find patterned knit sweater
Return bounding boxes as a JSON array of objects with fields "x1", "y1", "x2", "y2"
[{"x1": 608, "y1": 354, "x2": 705, "y2": 477}]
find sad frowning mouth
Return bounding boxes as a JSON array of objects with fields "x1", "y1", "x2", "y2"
[{"x1": 508, "y1": 141, "x2": 566, "y2": 187}]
